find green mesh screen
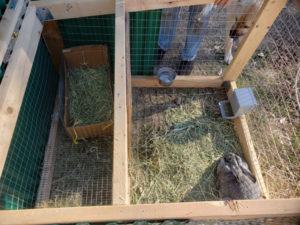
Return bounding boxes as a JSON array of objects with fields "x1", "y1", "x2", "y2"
[
  {"x1": 130, "y1": 10, "x2": 161, "y2": 75},
  {"x1": 57, "y1": 15, "x2": 115, "y2": 75},
  {"x1": 0, "y1": 39, "x2": 58, "y2": 210},
  {"x1": 57, "y1": 10, "x2": 161, "y2": 76}
]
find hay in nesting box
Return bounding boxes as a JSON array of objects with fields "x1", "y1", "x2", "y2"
[
  {"x1": 68, "y1": 66, "x2": 113, "y2": 126},
  {"x1": 130, "y1": 90, "x2": 243, "y2": 204}
]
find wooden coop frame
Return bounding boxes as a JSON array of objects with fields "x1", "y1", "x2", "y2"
[{"x1": 0, "y1": 0, "x2": 299, "y2": 224}]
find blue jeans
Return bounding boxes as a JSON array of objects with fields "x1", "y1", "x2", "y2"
[{"x1": 158, "y1": 4, "x2": 213, "y2": 61}]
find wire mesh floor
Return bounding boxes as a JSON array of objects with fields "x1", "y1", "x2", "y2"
[
  {"x1": 43, "y1": 126, "x2": 113, "y2": 207},
  {"x1": 130, "y1": 88, "x2": 243, "y2": 204}
]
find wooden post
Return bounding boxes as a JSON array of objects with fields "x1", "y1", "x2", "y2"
[
  {"x1": 0, "y1": 0, "x2": 24, "y2": 64},
  {"x1": 227, "y1": 81, "x2": 269, "y2": 199},
  {"x1": 0, "y1": 6, "x2": 43, "y2": 177},
  {"x1": 112, "y1": 0, "x2": 130, "y2": 205},
  {"x1": 222, "y1": 0, "x2": 288, "y2": 81}
]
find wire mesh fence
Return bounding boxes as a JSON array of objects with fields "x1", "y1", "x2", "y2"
[
  {"x1": 238, "y1": 0, "x2": 300, "y2": 198},
  {"x1": 128, "y1": 1, "x2": 263, "y2": 76}
]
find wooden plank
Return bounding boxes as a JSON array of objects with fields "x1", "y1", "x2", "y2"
[
  {"x1": 0, "y1": 6, "x2": 43, "y2": 177},
  {"x1": 0, "y1": 199, "x2": 299, "y2": 224},
  {"x1": 30, "y1": 0, "x2": 214, "y2": 20},
  {"x1": 126, "y1": 0, "x2": 214, "y2": 12},
  {"x1": 222, "y1": 0, "x2": 288, "y2": 81},
  {"x1": 132, "y1": 75, "x2": 223, "y2": 88},
  {"x1": 0, "y1": 0, "x2": 24, "y2": 64},
  {"x1": 125, "y1": 12, "x2": 132, "y2": 160},
  {"x1": 113, "y1": 0, "x2": 129, "y2": 205},
  {"x1": 30, "y1": 0, "x2": 116, "y2": 20},
  {"x1": 227, "y1": 81, "x2": 269, "y2": 199},
  {"x1": 42, "y1": 20, "x2": 64, "y2": 71}
]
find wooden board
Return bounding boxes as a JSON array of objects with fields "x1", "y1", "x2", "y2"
[
  {"x1": 30, "y1": 0, "x2": 214, "y2": 20},
  {"x1": 42, "y1": 20, "x2": 64, "y2": 71},
  {"x1": 30, "y1": 0, "x2": 116, "y2": 20},
  {"x1": 0, "y1": 199, "x2": 299, "y2": 224},
  {"x1": 132, "y1": 75, "x2": 223, "y2": 88},
  {"x1": 222, "y1": 0, "x2": 288, "y2": 81},
  {"x1": 227, "y1": 81, "x2": 269, "y2": 199},
  {"x1": 112, "y1": 0, "x2": 130, "y2": 205},
  {"x1": 0, "y1": 0, "x2": 24, "y2": 64},
  {"x1": 0, "y1": 6, "x2": 43, "y2": 177}
]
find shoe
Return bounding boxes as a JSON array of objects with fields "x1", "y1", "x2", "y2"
[{"x1": 177, "y1": 60, "x2": 194, "y2": 75}]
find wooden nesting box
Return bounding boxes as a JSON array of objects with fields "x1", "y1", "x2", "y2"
[{"x1": 63, "y1": 45, "x2": 113, "y2": 139}]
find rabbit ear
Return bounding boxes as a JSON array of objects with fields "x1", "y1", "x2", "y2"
[
  {"x1": 230, "y1": 164, "x2": 241, "y2": 181},
  {"x1": 240, "y1": 167, "x2": 257, "y2": 183},
  {"x1": 236, "y1": 154, "x2": 257, "y2": 183}
]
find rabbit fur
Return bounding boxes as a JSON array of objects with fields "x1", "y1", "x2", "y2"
[{"x1": 217, "y1": 153, "x2": 262, "y2": 200}]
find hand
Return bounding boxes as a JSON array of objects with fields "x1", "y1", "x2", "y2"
[{"x1": 214, "y1": 0, "x2": 234, "y2": 8}]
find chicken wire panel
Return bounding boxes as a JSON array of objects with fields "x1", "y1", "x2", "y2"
[
  {"x1": 0, "y1": 39, "x2": 58, "y2": 210},
  {"x1": 42, "y1": 127, "x2": 113, "y2": 208},
  {"x1": 130, "y1": 88, "x2": 245, "y2": 204},
  {"x1": 129, "y1": 1, "x2": 263, "y2": 76},
  {"x1": 237, "y1": 0, "x2": 300, "y2": 198}
]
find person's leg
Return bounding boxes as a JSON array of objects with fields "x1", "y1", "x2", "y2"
[
  {"x1": 178, "y1": 4, "x2": 213, "y2": 75},
  {"x1": 155, "y1": 7, "x2": 181, "y2": 69},
  {"x1": 158, "y1": 7, "x2": 181, "y2": 51}
]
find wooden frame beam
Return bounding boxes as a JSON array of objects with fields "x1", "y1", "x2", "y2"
[
  {"x1": 0, "y1": 0, "x2": 24, "y2": 64},
  {"x1": 227, "y1": 81, "x2": 269, "y2": 199},
  {"x1": 30, "y1": 0, "x2": 214, "y2": 20},
  {"x1": 0, "y1": 199, "x2": 299, "y2": 224},
  {"x1": 113, "y1": 0, "x2": 130, "y2": 205},
  {"x1": 132, "y1": 75, "x2": 223, "y2": 88},
  {"x1": 0, "y1": 6, "x2": 43, "y2": 177},
  {"x1": 222, "y1": 0, "x2": 288, "y2": 81}
]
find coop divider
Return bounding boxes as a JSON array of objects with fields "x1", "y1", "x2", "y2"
[{"x1": 113, "y1": 0, "x2": 130, "y2": 205}]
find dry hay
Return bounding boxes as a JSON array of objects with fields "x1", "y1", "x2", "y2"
[
  {"x1": 68, "y1": 66, "x2": 113, "y2": 126},
  {"x1": 130, "y1": 88, "x2": 243, "y2": 204}
]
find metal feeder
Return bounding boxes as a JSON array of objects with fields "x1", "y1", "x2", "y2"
[{"x1": 219, "y1": 87, "x2": 258, "y2": 119}]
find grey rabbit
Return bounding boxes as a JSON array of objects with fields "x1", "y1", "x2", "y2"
[{"x1": 217, "y1": 153, "x2": 262, "y2": 200}]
